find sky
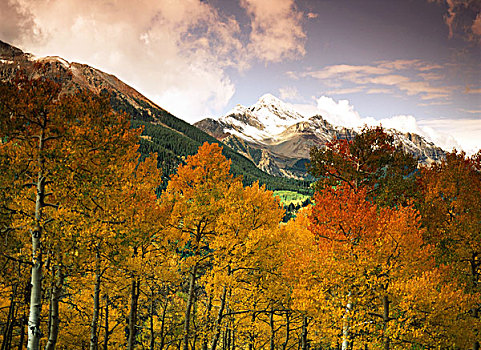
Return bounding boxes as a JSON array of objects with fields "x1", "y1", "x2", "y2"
[{"x1": 1, "y1": 0, "x2": 480, "y2": 153}]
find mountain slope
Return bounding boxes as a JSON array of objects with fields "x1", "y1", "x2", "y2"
[
  {"x1": 195, "y1": 94, "x2": 445, "y2": 178},
  {"x1": 0, "y1": 40, "x2": 312, "y2": 193}
]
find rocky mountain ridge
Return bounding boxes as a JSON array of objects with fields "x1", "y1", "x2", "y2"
[
  {"x1": 0, "y1": 40, "x2": 311, "y2": 192},
  {"x1": 195, "y1": 94, "x2": 445, "y2": 179}
]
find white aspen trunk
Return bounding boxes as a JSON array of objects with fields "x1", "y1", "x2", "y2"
[
  {"x1": 90, "y1": 249, "x2": 101, "y2": 350},
  {"x1": 103, "y1": 294, "x2": 109, "y2": 350},
  {"x1": 28, "y1": 130, "x2": 46, "y2": 350},
  {"x1": 45, "y1": 268, "x2": 63, "y2": 350},
  {"x1": 341, "y1": 293, "x2": 353, "y2": 350}
]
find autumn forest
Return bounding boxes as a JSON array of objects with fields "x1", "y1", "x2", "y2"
[{"x1": 0, "y1": 77, "x2": 480, "y2": 350}]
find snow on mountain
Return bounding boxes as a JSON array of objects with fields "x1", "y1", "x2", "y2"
[
  {"x1": 220, "y1": 93, "x2": 311, "y2": 142},
  {"x1": 195, "y1": 94, "x2": 445, "y2": 179}
]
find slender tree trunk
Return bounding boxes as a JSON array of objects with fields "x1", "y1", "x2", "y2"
[
  {"x1": 382, "y1": 295, "x2": 390, "y2": 350},
  {"x1": 183, "y1": 263, "x2": 198, "y2": 350},
  {"x1": 282, "y1": 312, "x2": 290, "y2": 350},
  {"x1": 269, "y1": 310, "x2": 275, "y2": 350},
  {"x1": 210, "y1": 286, "x2": 227, "y2": 350},
  {"x1": 301, "y1": 316, "x2": 308, "y2": 350},
  {"x1": 127, "y1": 278, "x2": 140, "y2": 350},
  {"x1": 103, "y1": 295, "x2": 109, "y2": 350},
  {"x1": 222, "y1": 329, "x2": 227, "y2": 350},
  {"x1": 28, "y1": 203, "x2": 44, "y2": 348},
  {"x1": 90, "y1": 249, "x2": 102, "y2": 350},
  {"x1": 226, "y1": 328, "x2": 231, "y2": 350},
  {"x1": 27, "y1": 208, "x2": 44, "y2": 349},
  {"x1": 28, "y1": 126, "x2": 47, "y2": 350},
  {"x1": 470, "y1": 253, "x2": 479, "y2": 350},
  {"x1": 45, "y1": 267, "x2": 64, "y2": 350},
  {"x1": 248, "y1": 312, "x2": 256, "y2": 350},
  {"x1": 341, "y1": 294, "x2": 352, "y2": 350},
  {"x1": 150, "y1": 291, "x2": 155, "y2": 350},
  {"x1": 1, "y1": 284, "x2": 17, "y2": 350},
  {"x1": 18, "y1": 314, "x2": 27, "y2": 350},
  {"x1": 202, "y1": 296, "x2": 212, "y2": 350},
  {"x1": 159, "y1": 296, "x2": 168, "y2": 350}
]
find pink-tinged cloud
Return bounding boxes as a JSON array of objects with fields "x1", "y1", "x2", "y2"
[
  {"x1": 366, "y1": 88, "x2": 393, "y2": 94},
  {"x1": 326, "y1": 87, "x2": 366, "y2": 95},
  {"x1": 428, "y1": 0, "x2": 481, "y2": 43},
  {"x1": 0, "y1": 0, "x2": 309, "y2": 121},
  {"x1": 465, "y1": 86, "x2": 481, "y2": 94},
  {"x1": 473, "y1": 13, "x2": 481, "y2": 36},
  {"x1": 418, "y1": 72, "x2": 444, "y2": 81},
  {"x1": 0, "y1": 0, "x2": 38, "y2": 42},
  {"x1": 299, "y1": 61, "x2": 453, "y2": 101},
  {"x1": 377, "y1": 59, "x2": 422, "y2": 70},
  {"x1": 1, "y1": 0, "x2": 245, "y2": 120},
  {"x1": 240, "y1": 0, "x2": 306, "y2": 63}
]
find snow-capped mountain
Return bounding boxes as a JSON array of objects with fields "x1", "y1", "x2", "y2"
[{"x1": 195, "y1": 94, "x2": 445, "y2": 179}]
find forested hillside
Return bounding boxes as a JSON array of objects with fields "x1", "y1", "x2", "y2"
[
  {"x1": 131, "y1": 120, "x2": 312, "y2": 193},
  {"x1": 0, "y1": 78, "x2": 480, "y2": 349},
  {"x1": 0, "y1": 40, "x2": 312, "y2": 194}
]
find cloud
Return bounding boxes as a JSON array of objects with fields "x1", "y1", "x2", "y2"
[
  {"x1": 428, "y1": 0, "x2": 481, "y2": 43},
  {"x1": 0, "y1": 0, "x2": 39, "y2": 42},
  {"x1": 325, "y1": 87, "x2": 365, "y2": 95},
  {"x1": 1, "y1": 0, "x2": 307, "y2": 122},
  {"x1": 460, "y1": 108, "x2": 481, "y2": 113},
  {"x1": 279, "y1": 86, "x2": 302, "y2": 101},
  {"x1": 1, "y1": 0, "x2": 244, "y2": 121},
  {"x1": 240, "y1": 0, "x2": 306, "y2": 63},
  {"x1": 419, "y1": 118, "x2": 481, "y2": 154},
  {"x1": 297, "y1": 61, "x2": 453, "y2": 102},
  {"x1": 311, "y1": 96, "x2": 473, "y2": 153},
  {"x1": 473, "y1": 13, "x2": 481, "y2": 36},
  {"x1": 306, "y1": 64, "x2": 391, "y2": 80},
  {"x1": 315, "y1": 96, "x2": 374, "y2": 128},
  {"x1": 465, "y1": 86, "x2": 481, "y2": 94},
  {"x1": 307, "y1": 12, "x2": 319, "y2": 19},
  {"x1": 287, "y1": 95, "x2": 478, "y2": 153}
]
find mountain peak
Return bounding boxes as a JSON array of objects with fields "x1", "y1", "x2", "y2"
[
  {"x1": 257, "y1": 93, "x2": 282, "y2": 104},
  {"x1": 220, "y1": 94, "x2": 308, "y2": 142}
]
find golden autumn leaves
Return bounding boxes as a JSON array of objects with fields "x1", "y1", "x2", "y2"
[{"x1": 0, "y1": 77, "x2": 480, "y2": 349}]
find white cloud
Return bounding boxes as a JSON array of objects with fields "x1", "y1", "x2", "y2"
[
  {"x1": 279, "y1": 86, "x2": 302, "y2": 101},
  {"x1": 240, "y1": 0, "x2": 306, "y2": 63},
  {"x1": 418, "y1": 118, "x2": 481, "y2": 154},
  {"x1": 315, "y1": 96, "x2": 375, "y2": 128},
  {"x1": 311, "y1": 96, "x2": 476, "y2": 153}
]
